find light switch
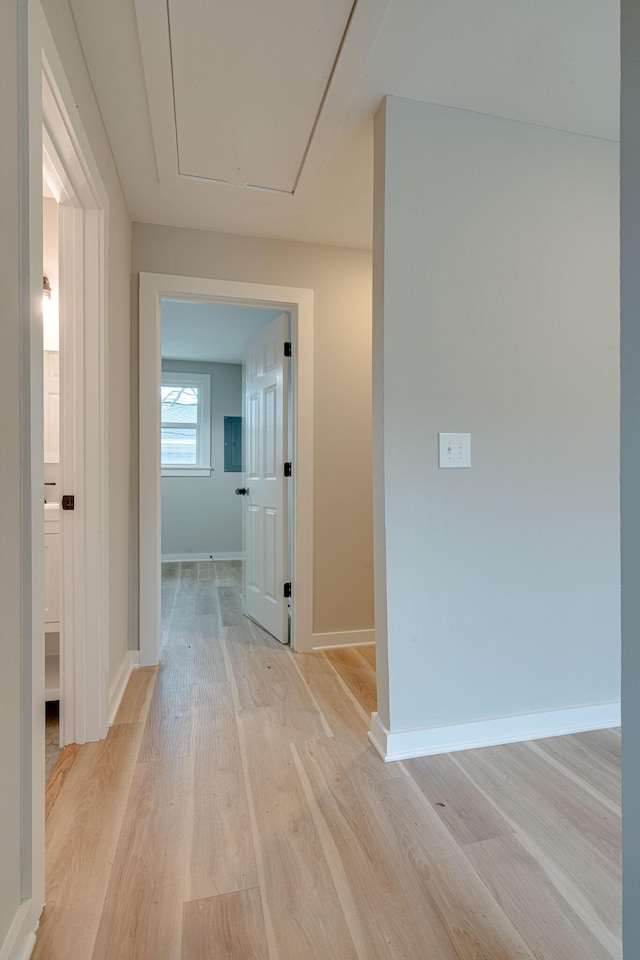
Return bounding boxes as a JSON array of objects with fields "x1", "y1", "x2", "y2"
[{"x1": 439, "y1": 433, "x2": 471, "y2": 469}]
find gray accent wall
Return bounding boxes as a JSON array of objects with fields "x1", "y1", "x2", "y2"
[
  {"x1": 621, "y1": 0, "x2": 640, "y2": 952},
  {"x1": 373, "y1": 95, "x2": 620, "y2": 735},
  {"x1": 161, "y1": 360, "x2": 243, "y2": 557}
]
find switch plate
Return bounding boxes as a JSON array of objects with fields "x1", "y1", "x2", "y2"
[{"x1": 439, "y1": 433, "x2": 471, "y2": 469}]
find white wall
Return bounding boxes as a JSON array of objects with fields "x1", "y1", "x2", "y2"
[
  {"x1": 42, "y1": 196, "x2": 59, "y2": 347},
  {"x1": 373, "y1": 96, "x2": 620, "y2": 739},
  {"x1": 621, "y1": 0, "x2": 640, "y2": 950},
  {"x1": 42, "y1": 0, "x2": 133, "y2": 690},
  {"x1": 162, "y1": 360, "x2": 243, "y2": 557},
  {"x1": 0, "y1": 3, "x2": 31, "y2": 948},
  {"x1": 132, "y1": 224, "x2": 374, "y2": 635},
  {"x1": 43, "y1": 197, "x2": 58, "y2": 275}
]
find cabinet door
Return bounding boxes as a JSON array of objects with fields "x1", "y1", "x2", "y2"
[
  {"x1": 43, "y1": 350, "x2": 60, "y2": 463},
  {"x1": 44, "y1": 531, "x2": 60, "y2": 625}
]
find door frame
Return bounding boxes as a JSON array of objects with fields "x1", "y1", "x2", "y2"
[
  {"x1": 138, "y1": 272, "x2": 314, "y2": 661},
  {"x1": 41, "y1": 14, "x2": 110, "y2": 746},
  {"x1": 7, "y1": 5, "x2": 110, "y2": 956}
]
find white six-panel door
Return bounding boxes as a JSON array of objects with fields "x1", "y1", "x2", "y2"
[{"x1": 243, "y1": 313, "x2": 289, "y2": 643}]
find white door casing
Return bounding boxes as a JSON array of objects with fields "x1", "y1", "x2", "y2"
[
  {"x1": 138, "y1": 273, "x2": 314, "y2": 662},
  {"x1": 244, "y1": 314, "x2": 289, "y2": 642},
  {"x1": 42, "y1": 18, "x2": 110, "y2": 748}
]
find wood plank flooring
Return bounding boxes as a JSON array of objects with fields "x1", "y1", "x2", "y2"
[
  {"x1": 34, "y1": 560, "x2": 622, "y2": 959},
  {"x1": 45, "y1": 743, "x2": 80, "y2": 821}
]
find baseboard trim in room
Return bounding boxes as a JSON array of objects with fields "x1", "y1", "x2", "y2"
[
  {"x1": 368, "y1": 701, "x2": 621, "y2": 762},
  {"x1": 161, "y1": 552, "x2": 244, "y2": 562},
  {"x1": 311, "y1": 628, "x2": 375, "y2": 650},
  {"x1": 108, "y1": 651, "x2": 140, "y2": 726},
  {"x1": 0, "y1": 900, "x2": 37, "y2": 960}
]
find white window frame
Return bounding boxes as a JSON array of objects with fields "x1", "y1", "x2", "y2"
[{"x1": 161, "y1": 370, "x2": 211, "y2": 476}]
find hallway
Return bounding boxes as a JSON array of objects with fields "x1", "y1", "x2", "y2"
[{"x1": 35, "y1": 561, "x2": 621, "y2": 959}]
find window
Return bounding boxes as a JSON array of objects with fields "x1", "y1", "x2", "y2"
[{"x1": 161, "y1": 371, "x2": 211, "y2": 476}]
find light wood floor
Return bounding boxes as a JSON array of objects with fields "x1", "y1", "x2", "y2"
[{"x1": 34, "y1": 560, "x2": 622, "y2": 959}]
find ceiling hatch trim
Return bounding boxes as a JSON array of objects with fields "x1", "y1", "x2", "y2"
[
  {"x1": 166, "y1": 0, "x2": 358, "y2": 194},
  {"x1": 134, "y1": 0, "x2": 391, "y2": 200}
]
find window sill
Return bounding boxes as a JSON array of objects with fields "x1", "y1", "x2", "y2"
[{"x1": 161, "y1": 467, "x2": 213, "y2": 478}]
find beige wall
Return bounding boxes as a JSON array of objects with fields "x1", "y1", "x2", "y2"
[
  {"x1": 132, "y1": 224, "x2": 374, "y2": 635},
  {"x1": 42, "y1": 0, "x2": 133, "y2": 691}
]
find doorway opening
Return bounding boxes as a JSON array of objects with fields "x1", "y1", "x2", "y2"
[
  {"x1": 42, "y1": 185, "x2": 62, "y2": 778},
  {"x1": 139, "y1": 273, "x2": 315, "y2": 664},
  {"x1": 41, "y1": 19, "x2": 110, "y2": 750},
  {"x1": 159, "y1": 298, "x2": 290, "y2": 643}
]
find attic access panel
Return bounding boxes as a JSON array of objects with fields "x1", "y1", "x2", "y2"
[{"x1": 167, "y1": 0, "x2": 356, "y2": 192}]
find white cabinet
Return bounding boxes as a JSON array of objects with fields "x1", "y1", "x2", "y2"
[
  {"x1": 44, "y1": 504, "x2": 61, "y2": 701},
  {"x1": 44, "y1": 528, "x2": 60, "y2": 626}
]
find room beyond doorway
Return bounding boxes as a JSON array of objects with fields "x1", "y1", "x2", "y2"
[{"x1": 160, "y1": 299, "x2": 283, "y2": 566}]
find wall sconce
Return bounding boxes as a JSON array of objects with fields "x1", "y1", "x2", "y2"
[{"x1": 42, "y1": 275, "x2": 59, "y2": 351}]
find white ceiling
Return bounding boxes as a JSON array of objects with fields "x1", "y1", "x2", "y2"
[
  {"x1": 161, "y1": 300, "x2": 284, "y2": 364},
  {"x1": 68, "y1": 0, "x2": 619, "y2": 250}
]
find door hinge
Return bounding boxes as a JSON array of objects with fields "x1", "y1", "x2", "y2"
[
  {"x1": 284, "y1": 462, "x2": 292, "y2": 477},
  {"x1": 284, "y1": 582, "x2": 292, "y2": 599},
  {"x1": 284, "y1": 341, "x2": 292, "y2": 357},
  {"x1": 61, "y1": 494, "x2": 75, "y2": 511}
]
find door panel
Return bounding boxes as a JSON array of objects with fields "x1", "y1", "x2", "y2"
[
  {"x1": 248, "y1": 391, "x2": 260, "y2": 474},
  {"x1": 243, "y1": 313, "x2": 289, "y2": 643},
  {"x1": 264, "y1": 384, "x2": 277, "y2": 477},
  {"x1": 247, "y1": 505, "x2": 260, "y2": 594},
  {"x1": 263, "y1": 508, "x2": 277, "y2": 602}
]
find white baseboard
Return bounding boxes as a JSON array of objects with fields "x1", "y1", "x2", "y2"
[
  {"x1": 108, "y1": 650, "x2": 140, "y2": 726},
  {"x1": 0, "y1": 900, "x2": 38, "y2": 960},
  {"x1": 161, "y1": 552, "x2": 244, "y2": 562},
  {"x1": 369, "y1": 701, "x2": 622, "y2": 762},
  {"x1": 311, "y1": 628, "x2": 375, "y2": 650},
  {"x1": 9, "y1": 935, "x2": 35, "y2": 960}
]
